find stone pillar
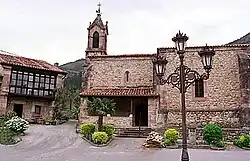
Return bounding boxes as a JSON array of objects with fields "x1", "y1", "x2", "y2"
[
  {"x1": 129, "y1": 114, "x2": 133, "y2": 127},
  {"x1": 0, "y1": 95, "x2": 8, "y2": 116},
  {"x1": 148, "y1": 97, "x2": 157, "y2": 127},
  {"x1": 188, "y1": 127, "x2": 197, "y2": 145},
  {"x1": 79, "y1": 97, "x2": 89, "y2": 123}
]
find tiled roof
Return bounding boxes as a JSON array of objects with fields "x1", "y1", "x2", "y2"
[
  {"x1": 88, "y1": 53, "x2": 155, "y2": 58},
  {"x1": 158, "y1": 44, "x2": 250, "y2": 50},
  {"x1": 0, "y1": 51, "x2": 66, "y2": 74},
  {"x1": 80, "y1": 88, "x2": 159, "y2": 97}
]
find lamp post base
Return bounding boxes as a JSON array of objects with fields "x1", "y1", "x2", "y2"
[{"x1": 181, "y1": 148, "x2": 189, "y2": 161}]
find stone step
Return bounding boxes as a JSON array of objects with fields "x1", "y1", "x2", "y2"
[{"x1": 115, "y1": 127, "x2": 151, "y2": 138}]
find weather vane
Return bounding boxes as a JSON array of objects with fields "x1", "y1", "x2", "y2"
[{"x1": 96, "y1": 2, "x2": 101, "y2": 15}]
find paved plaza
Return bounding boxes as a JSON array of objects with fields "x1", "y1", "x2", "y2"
[{"x1": 0, "y1": 122, "x2": 249, "y2": 161}]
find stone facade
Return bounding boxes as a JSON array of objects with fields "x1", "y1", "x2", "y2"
[
  {"x1": 80, "y1": 115, "x2": 133, "y2": 128},
  {"x1": 6, "y1": 99, "x2": 53, "y2": 119},
  {"x1": 80, "y1": 9, "x2": 250, "y2": 130},
  {"x1": 157, "y1": 46, "x2": 248, "y2": 128},
  {"x1": 0, "y1": 65, "x2": 12, "y2": 116},
  {"x1": 0, "y1": 62, "x2": 65, "y2": 120},
  {"x1": 86, "y1": 55, "x2": 154, "y2": 89},
  {"x1": 85, "y1": 14, "x2": 108, "y2": 57}
]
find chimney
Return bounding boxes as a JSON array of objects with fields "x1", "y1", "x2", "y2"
[{"x1": 54, "y1": 62, "x2": 59, "y2": 67}]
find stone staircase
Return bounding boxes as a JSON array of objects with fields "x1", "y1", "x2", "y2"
[{"x1": 115, "y1": 127, "x2": 151, "y2": 138}]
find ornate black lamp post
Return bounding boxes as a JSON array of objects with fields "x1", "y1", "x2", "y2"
[{"x1": 153, "y1": 31, "x2": 215, "y2": 161}]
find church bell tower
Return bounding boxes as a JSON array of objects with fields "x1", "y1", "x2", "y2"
[{"x1": 86, "y1": 3, "x2": 108, "y2": 57}]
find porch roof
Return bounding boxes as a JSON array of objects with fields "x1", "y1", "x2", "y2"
[{"x1": 80, "y1": 88, "x2": 159, "y2": 97}]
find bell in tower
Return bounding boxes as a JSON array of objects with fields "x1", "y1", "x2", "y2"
[{"x1": 86, "y1": 2, "x2": 108, "y2": 57}]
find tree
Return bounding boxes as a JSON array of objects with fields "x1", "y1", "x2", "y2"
[
  {"x1": 67, "y1": 86, "x2": 81, "y2": 109},
  {"x1": 87, "y1": 97, "x2": 116, "y2": 131},
  {"x1": 53, "y1": 87, "x2": 69, "y2": 120}
]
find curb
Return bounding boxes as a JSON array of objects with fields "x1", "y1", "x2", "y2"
[{"x1": 82, "y1": 136, "x2": 114, "y2": 147}]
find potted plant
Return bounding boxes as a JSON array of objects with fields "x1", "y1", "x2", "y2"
[
  {"x1": 45, "y1": 120, "x2": 50, "y2": 125},
  {"x1": 203, "y1": 123, "x2": 225, "y2": 150},
  {"x1": 164, "y1": 128, "x2": 179, "y2": 148},
  {"x1": 234, "y1": 135, "x2": 250, "y2": 150}
]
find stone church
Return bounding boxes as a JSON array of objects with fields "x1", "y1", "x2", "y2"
[{"x1": 79, "y1": 6, "x2": 250, "y2": 130}]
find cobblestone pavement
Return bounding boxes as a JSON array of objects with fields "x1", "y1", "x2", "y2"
[{"x1": 0, "y1": 122, "x2": 250, "y2": 161}]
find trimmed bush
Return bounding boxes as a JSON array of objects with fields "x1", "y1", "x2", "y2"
[
  {"x1": 92, "y1": 132, "x2": 108, "y2": 144},
  {"x1": 164, "y1": 128, "x2": 179, "y2": 146},
  {"x1": 234, "y1": 135, "x2": 250, "y2": 148},
  {"x1": 203, "y1": 123, "x2": 223, "y2": 145},
  {"x1": 5, "y1": 116, "x2": 29, "y2": 134},
  {"x1": 80, "y1": 123, "x2": 95, "y2": 137},
  {"x1": 103, "y1": 124, "x2": 115, "y2": 137}
]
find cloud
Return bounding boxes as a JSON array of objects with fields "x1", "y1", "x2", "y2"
[{"x1": 0, "y1": 0, "x2": 249, "y2": 64}]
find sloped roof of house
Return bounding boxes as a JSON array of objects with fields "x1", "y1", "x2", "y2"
[
  {"x1": 80, "y1": 88, "x2": 159, "y2": 97},
  {"x1": 0, "y1": 50, "x2": 67, "y2": 74}
]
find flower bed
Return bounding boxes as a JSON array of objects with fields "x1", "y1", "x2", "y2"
[
  {"x1": 80, "y1": 123, "x2": 115, "y2": 146},
  {"x1": 0, "y1": 112, "x2": 29, "y2": 145}
]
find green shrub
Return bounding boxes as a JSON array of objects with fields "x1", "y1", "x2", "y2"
[
  {"x1": 103, "y1": 124, "x2": 115, "y2": 137},
  {"x1": 80, "y1": 123, "x2": 95, "y2": 137},
  {"x1": 212, "y1": 141, "x2": 225, "y2": 148},
  {"x1": 0, "y1": 127, "x2": 16, "y2": 145},
  {"x1": 5, "y1": 116, "x2": 29, "y2": 134},
  {"x1": 92, "y1": 132, "x2": 109, "y2": 144},
  {"x1": 0, "y1": 117, "x2": 5, "y2": 127},
  {"x1": 5, "y1": 111, "x2": 17, "y2": 120},
  {"x1": 164, "y1": 128, "x2": 179, "y2": 146},
  {"x1": 203, "y1": 123, "x2": 223, "y2": 145},
  {"x1": 61, "y1": 107, "x2": 80, "y2": 120},
  {"x1": 234, "y1": 135, "x2": 250, "y2": 148}
]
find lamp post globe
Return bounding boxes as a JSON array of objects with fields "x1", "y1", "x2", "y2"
[
  {"x1": 172, "y1": 30, "x2": 189, "y2": 53},
  {"x1": 198, "y1": 44, "x2": 215, "y2": 73},
  {"x1": 153, "y1": 50, "x2": 168, "y2": 77}
]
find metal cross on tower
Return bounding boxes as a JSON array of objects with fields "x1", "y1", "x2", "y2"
[{"x1": 96, "y1": 2, "x2": 101, "y2": 15}]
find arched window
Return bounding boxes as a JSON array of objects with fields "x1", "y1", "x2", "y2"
[
  {"x1": 125, "y1": 71, "x2": 129, "y2": 82},
  {"x1": 92, "y1": 31, "x2": 99, "y2": 48}
]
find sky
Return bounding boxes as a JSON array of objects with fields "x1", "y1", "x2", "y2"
[{"x1": 0, "y1": 0, "x2": 249, "y2": 65}]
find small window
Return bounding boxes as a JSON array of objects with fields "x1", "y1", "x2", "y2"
[
  {"x1": 125, "y1": 71, "x2": 129, "y2": 82},
  {"x1": 35, "y1": 105, "x2": 41, "y2": 114},
  {"x1": 195, "y1": 79, "x2": 204, "y2": 97},
  {"x1": 92, "y1": 31, "x2": 99, "y2": 48}
]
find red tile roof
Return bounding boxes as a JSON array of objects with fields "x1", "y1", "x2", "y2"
[
  {"x1": 80, "y1": 88, "x2": 159, "y2": 97},
  {"x1": 0, "y1": 51, "x2": 66, "y2": 74},
  {"x1": 158, "y1": 44, "x2": 250, "y2": 50},
  {"x1": 88, "y1": 53, "x2": 155, "y2": 58}
]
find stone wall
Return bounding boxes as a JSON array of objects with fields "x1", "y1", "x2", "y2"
[
  {"x1": 88, "y1": 25, "x2": 107, "y2": 51},
  {"x1": 82, "y1": 45, "x2": 250, "y2": 128},
  {"x1": 157, "y1": 46, "x2": 248, "y2": 127},
  {"x1": 163, "y1": 109, "x2": 240, "y2": 128},
  {"x1": 158, "y1": 47, "x2": 244, "y2": 111},
  {"x1": 6, "y1": 99, "x2": 53, "y2": 120},
  {"x1": 0, "y1": 65, "x2": 11, "y2": 116},
  {"x1": 87, "y1": 55, "x2": 153, "y2": 89},
  {"x1": 148, "y1": 97, "x2": 159, "y2": 128},
  {"x1": 79, "y1": 115, "x2": 133, "y2": 128}
]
